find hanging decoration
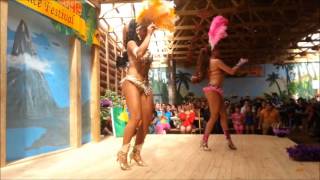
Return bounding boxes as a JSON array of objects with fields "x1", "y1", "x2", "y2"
[
  {"x1": 51, "y1": 0, "x2": 98, "y2": 45},
  {"x1": 16, "y1": 0, "x2": 98, "y2": 46}
]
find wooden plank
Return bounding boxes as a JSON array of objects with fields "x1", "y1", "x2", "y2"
[
  {"x1": 175, "y1": 25, "x2": 195, "y2": 30},
  {"x1": 0, "y1": 0, "x2": 8, "y2": 168},
  {"x1": 105, "y1": 32, "x2": 110, "y2": 90},
  {"x1": 69, "y1": 37, "x2": 82, "y2": 148},
  {"x1": 90, "y1": 46, "x2": 100, "y2": 142},
  {"x1": 99, "y1": 52, "x2": 105, "y2": 59},
  {"x1": 100, "y1": 71, "x2": 107, "y2": 79},
  {"x1": 1, "y1": 135, "x2": 319, "y2": 179},
  {"x1": 100, "y1": 80, "x2": 108, "y2": 86},
  {"x1": 100, "y1": 63, "x2": 108, "y2": 71},
  {"x1": 108, "y1": 60, "x2": 116, "y2": 67},
  {"x1": 177, "y1": 6, "x2": 298, "y2": 16},
  {"x1": 114, "y1": 40, "x2": 118, "y2": 93}
]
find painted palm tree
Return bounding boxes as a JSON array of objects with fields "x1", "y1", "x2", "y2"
[
  {"x1": 275, "y1": 64, "x2": 294, "y2": 84},
  {"x1": 266, "y1": 72, "x2": 282, "y2": 95},
  {"x1": 175, "y1": 70, "x2": 191, "y2": 94}
]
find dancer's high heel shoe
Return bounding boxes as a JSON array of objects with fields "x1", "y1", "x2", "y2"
[
  {"x1": 129, "y1": 148, "x2": 146, "y2": 166},
  {"x1": 227, "y1": 141, "x2": 237, "y2": 150},
  {"x1": 200, "y1": 141, "x2": 212, "y2": 151},
  {"x1": 117, "y1": 151, "x2": 131, "y2": 170}
]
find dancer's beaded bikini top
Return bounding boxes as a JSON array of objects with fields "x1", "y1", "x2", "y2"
[{"x1": 130, "y1": 48, "x2": 153, "y2": 65}]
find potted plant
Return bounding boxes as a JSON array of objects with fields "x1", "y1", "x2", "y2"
[{"x1": 100, "y1": 90, "x2": 124, "y2": 135}]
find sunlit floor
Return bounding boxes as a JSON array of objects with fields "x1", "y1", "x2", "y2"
[{"x1": 1, "y1": 135, "x2": 319, "y2": 180}]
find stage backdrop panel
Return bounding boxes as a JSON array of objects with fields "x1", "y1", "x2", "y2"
[
  {"x1": 6, "y1": 1, "x2": 70, "y2": 161},
  {"x1": 81, "y1": 43, "x2": 91, "y2": 144},
  {"x1": 149, "y1": 67, "x2": 169, "y2": 103}
]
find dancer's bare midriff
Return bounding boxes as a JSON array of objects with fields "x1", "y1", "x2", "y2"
[
  {"x1": 208, "y1": 58, "x2": 224, "y2": 87},
  {"x1": 126, "y1": 51, "x2": 152, "y2": 81},
  {"x1": 121, "y1": 51, "x2": 153, "y2": 95}
]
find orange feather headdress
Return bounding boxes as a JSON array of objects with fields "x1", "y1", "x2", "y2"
[{"x1": 136, "y1": 0, "x2": 177, "y2": 32}]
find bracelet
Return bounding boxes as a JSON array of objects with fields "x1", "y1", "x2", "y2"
[{"x1": 236, "y1": 61, "x2": 244, "y2": 67}]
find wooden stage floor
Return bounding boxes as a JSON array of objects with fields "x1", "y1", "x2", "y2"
[{"x1": 1, "y1": 135, "x2": 319, "y2": 180}]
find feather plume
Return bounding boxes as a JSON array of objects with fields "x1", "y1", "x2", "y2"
[
  {"x1": 136, "y1": 0, "x2": 177, "y2": 32},
  {"x1": 208, "y1": 15, "x2": 229, "y2": 49}
]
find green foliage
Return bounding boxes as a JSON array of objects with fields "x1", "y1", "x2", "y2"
[
  {"x1": 81, "y1": 3, "x2": 97, "y2": 45},
  {"x1": 100, "y1": 90, "x2": 124, "y2": 121},
  {"x1": 288, "y1": 80, "x2": 315, "y2": 99},
  {"x1": 100, "y1": 107, "x2": 111, "y2": 121},
  {"x1": 101, "y1": 90, "x2": 124, "y2": 107},
  {"x1": 160, "y1": 82, "x2": 169, "y2": 103}
]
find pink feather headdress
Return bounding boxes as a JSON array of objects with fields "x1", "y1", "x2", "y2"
[{"x1": 208, "y1": 15, "x2": 229, "y2": 49}]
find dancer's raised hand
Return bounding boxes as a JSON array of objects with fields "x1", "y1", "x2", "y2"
[
  {"x1": 239, "y1": 58, "x2": 248, "y2": 65},
  {"x1": 147, "y1": 23, "x2": 157, "y2": 35}
]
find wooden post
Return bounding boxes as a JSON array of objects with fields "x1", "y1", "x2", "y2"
[
  {"x1": 90, "y1": 45, "x2": 101, "y2": 142},
  {"x1": 69, "y1": 37, "x2": 82, "y2": 147},
  {"x1": 168, "y1": 54, "x2": 177, "y2": 104},
  {"x1": 114, "y1": 39, "x2": 118, "y2": 93},
  {"x1": 105, "y1": 32, "x2": 110, "y2": 90},
  {"x1": 198, "y1": 111, "x2": 202, "y2": 134},
  {"x1": 0, "y1": 0, "x2": 8, "y2": 167}
]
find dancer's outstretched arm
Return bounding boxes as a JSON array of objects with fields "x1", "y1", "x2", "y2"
[{"x1": 216, "y1": 58, "x2": 248, "y2": 75}]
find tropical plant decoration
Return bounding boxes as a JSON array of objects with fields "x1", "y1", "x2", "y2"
[
  {"x1": 266, "y1": 72, "x2": 282, "y2": 95},
  {"x1": 100, "y1": 90, "x2": 124, "y2": 121},
  {"x1": 175, "y1": 70, "x2": 191, "y2": 94}
]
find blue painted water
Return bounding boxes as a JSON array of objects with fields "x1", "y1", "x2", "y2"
[
  {"x1": 6, "y1": 127, "x2": 68, "y2": 161},
  {"x1": 82, "y1": 133, "x2": 91, "y2": 144}
]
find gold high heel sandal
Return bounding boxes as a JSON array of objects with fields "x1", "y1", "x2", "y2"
[
  {"x1": 130, "y1": 148, "x2": 146, "y2": 166},
  {"x1": 200, "y1": 141, "x2": 212, "y2": 151},
  {"x1": 228, "y1": 141, "x2": 237, "y2": 150},
  {"x1": 117, "y1": 151, "x2": 131, "y2": 170}
]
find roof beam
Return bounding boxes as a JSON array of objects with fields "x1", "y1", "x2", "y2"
[
  {"x1": 99, "y1": 0, "x2": 143, "y2": 3},
  {"x1": 177, "y1": 6, "x2": 299, "y2": 16}
]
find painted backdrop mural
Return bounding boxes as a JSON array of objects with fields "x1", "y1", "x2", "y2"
[
  {"x1": 81, "y1": 43, "x2": 91, "y2": 144},
  {"x1": 149, "y1": 67, "x2": 169, "y2": 103},
  {"x1": 6, "y1": 1, "x2": 70, "y2": 161},
  {"x1": 176, "y1": 64, "x2": 287, "y2": 98}
]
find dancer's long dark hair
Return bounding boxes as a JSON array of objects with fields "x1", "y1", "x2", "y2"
[
  {"x1": 124, "y1": 19, "x2": 142, "y2": 48},
  {"x1": 193, "y1": 46, "x2": 211, "y2": 82},
  {"x1": 117, "y1": 19, "x2": 141, "y2": 68}
]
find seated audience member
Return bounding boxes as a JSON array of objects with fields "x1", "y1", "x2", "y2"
[
  {"x1": 180, "y1": 104, "x2": 195, "y2": 133},
  {"x1": 155, "y1": 106, "x2": 170, "y2": 134}
]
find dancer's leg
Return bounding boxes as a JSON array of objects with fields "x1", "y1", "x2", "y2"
[
  {"x1": 117, "y1": 81, "x2": 142, "y2": 170},
  {"x1": 186, "y1": 125, "x2": 192, "y2": 133},
  {"x1": 239, "y1": 125, "x2": 244, "y2": 134},
  {"x1": 245, "y1": 125, "x2": 249, "y2": 134},
  {"x1": 202, "y1": 91, "x2": 222, "y2": 149},
  {"x1": 130, "y1": 93, "x2": 154, "y2": 166},
  {"x1": 122, "y1": 81, "x2": 142, "y2": 144},
  {"x1": 135, "y1": 93, "x2": 154, "y2": 144},
  {"x1": 219, "y1": 102, "x2": 237, "y2": 150},
  {"x1": 250, "y1": 125, "x2": 254, "y2": 134},
  {"x1": 180, "y1": 126, "x2": 186, "y2": 133}
]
